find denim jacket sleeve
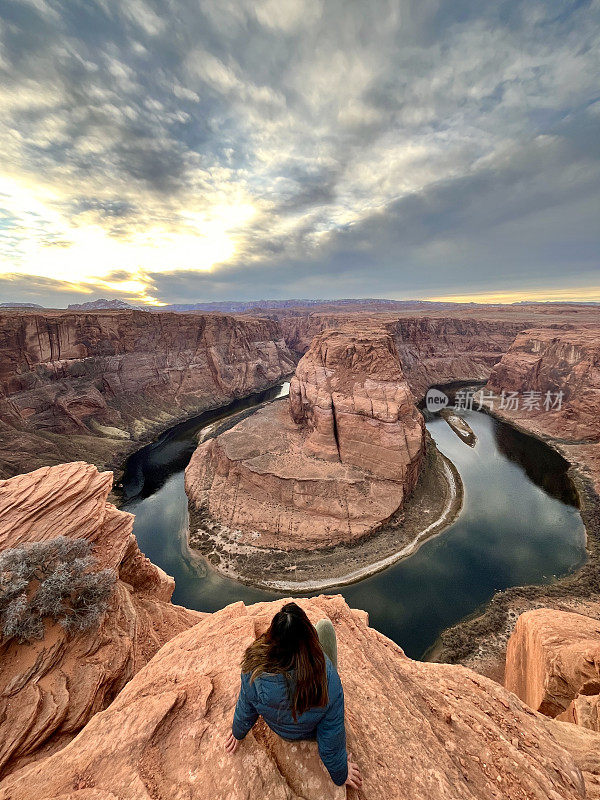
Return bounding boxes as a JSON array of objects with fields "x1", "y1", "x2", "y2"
[
  {"x1": 231, "y1": 672, "x2": 259, "y2": 740},
  {"x1": 316, "y1": 668, "x2": 348, "y2": 786}
]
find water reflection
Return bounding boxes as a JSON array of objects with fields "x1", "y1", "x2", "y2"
[
  {"x1": 493, "y1": 420, "x2": 579, "y2": 506},
  {"x1": 119, "y1": 387, "x2": 586, "y2": 659}
]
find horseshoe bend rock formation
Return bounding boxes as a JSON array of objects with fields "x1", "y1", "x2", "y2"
[
  {"x1": 277, "y1": 312, "x2": 525, "y2": 397},
  {"x1": 0, "y1": 461, "x2": 203, "y2": 777},
  {"x1": 185, "y1": 327, "x2": 425, "y2": 549},
  {"x1": 0, "y1": 309, "x2": 295, "y2": 479},
  {"x1": 0, "y1": 594, "x2": 595, "y2": 800}
]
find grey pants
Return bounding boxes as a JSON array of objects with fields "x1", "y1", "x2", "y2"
[{"x1": 315, "y1": 619, "x2": 338, "y2": 668}]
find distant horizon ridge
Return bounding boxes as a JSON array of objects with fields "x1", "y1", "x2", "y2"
[{"x1": 1, "y1": 297, "x2": 599, "y2": 311}]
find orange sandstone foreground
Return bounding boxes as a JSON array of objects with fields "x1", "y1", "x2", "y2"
[
  {"x1": 0, "y1": 592, "x2": 595, "y2": 800},
  {"x1": 0, "y1": 462, "x2": 202, "y2": 776},
  {"x1": 0, "y1": 462, "x2": 599, "y2": 798}
]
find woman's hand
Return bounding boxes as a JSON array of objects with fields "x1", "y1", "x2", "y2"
[
  {"x1": 224, "y1": 731, "x2": 240, "y2": 754},
  {"x1": 345, "y1": 753, "x2": 362, "y2": 791}
]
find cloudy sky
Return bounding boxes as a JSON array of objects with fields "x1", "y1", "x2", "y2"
[{"x1": 0, "y1": 0, "x2": 598, "y2": 306}]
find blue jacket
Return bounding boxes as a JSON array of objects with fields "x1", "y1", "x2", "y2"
[{"x1": 232, "y1": 656, "x2": 348, "y2": 786}]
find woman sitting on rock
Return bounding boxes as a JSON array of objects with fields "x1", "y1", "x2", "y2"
[{"x1": 225, "y1": 601, "x2": 362, "y2": 791}]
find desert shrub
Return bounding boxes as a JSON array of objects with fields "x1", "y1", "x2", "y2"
[{"x1": 0, "y1": 536, "x2": 116, "y2": 643}]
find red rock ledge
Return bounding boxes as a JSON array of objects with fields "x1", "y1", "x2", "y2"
[
  {"x1": 0, "y1": 595, "x2": 591, "y2": 800},
  {"x1": 0, "y1": 462, "x2": 203, "y2": 776}
]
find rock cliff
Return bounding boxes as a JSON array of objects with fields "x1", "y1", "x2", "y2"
[
  {"x1": 503, "y1": 606, "x2": 600, "y2": 795},
  {"x1": 0, "y1": 310, "x2": 295, "y2": 479},
  {"x1": 277, "y1": 313, "x2": 524, "y2": 397},
  {"x1": 389, "y1": 316, "x2": 525, "y2": 397},
  {"x1": 487, "y1": 326, "x2": 600, "y2": 442},
  {"x1": 0, "y1": 595, "x2": 593, "y2": 800},
  {"x1": 0, "y1": 462, "x2": 202, "y2": 776},
  {"x1": 185, "y1": 327, "x2": 425, "y2": 552},
  {"x1": 505, "y1": 608, "x2": 600, "y2": 722},
  {"x1": 289, "y1": 328, "x2": 424, "y2": 479}
]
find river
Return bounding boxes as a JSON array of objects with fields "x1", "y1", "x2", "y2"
[{"x1": 119, "y1": 382, "x2": 586, "y2": 659}]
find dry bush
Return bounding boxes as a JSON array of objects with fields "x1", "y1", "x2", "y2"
[{"x1": 0, "y1": 536, "x2": 116, "y2": 643}]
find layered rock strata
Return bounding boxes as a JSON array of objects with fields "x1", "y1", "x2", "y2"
[
  {"x1": 0, "y1": 310, "x2": 295, "y2": 479},
  {"x1": 0, "y1": 462, "x2": 202, "y2": 776},
  {"x1": 277, "y1": 313, "x2": 525, "y2": 396},
  {"x1": 185, "y1": 327, "x2": 425, "y2": 550},
  {"x1": 389, "y1": 316, "x2": 526, "y2": 397},
  {"x1": 0, "y1": 595, "x2": 594, "y2": 800},
  {"x1": 487, "y1": 326, "x2": 600, "y2": 443}
]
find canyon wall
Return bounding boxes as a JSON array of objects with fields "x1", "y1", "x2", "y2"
[
  {"x1": 487, "y1": 326, "x2": 600, "y2": 442},
  {"x1": 484, "y1": 324, "x2": 600, "y2": 505},
  {"x1": 388, "y1": 317, "x2": 526, "y2": 397},
  {"x1": 185, "y1": 326, "x2": 425, "y2": 550},
  {"x1": 0, "y1": 306, "x2": 591, "y2": 482},
  {"x1": 1, "y1": 594, "x2": 596, "y2": 800},
  {"x1": 0, "y1": 462, "x2": 203, "y2": 777},
  {"x1": 0, "y1": 310, "x2": 295, "y2": 479},
  {"x1": 277, "y1": 312, "x2": 524, "y2": 396}
]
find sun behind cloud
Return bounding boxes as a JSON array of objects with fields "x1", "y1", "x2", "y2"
[{"x1": 0, "y1": 173, "x2": 256, "y2": 303}]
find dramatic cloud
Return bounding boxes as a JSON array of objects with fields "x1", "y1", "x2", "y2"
[{"x1": 0, "y1": 0, "x2": 598, "y2": 305}]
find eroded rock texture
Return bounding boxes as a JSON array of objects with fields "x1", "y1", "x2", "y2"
[
  {"x1": 503, "y1": 607, "x2": 600, "y2": 796},
  {"x1": 0, "y1": 310, "x2": 295, "y2": 478},
  {"x1": 278, "y1": 313, "x2": 524, "y2": 397},
  {"x1": 185, "y1": 327, "x2": 425, "y2": 548},
  {"x1": 488, "y1": 326, "x2": 600, "y2": 441},
  {"x1": 505, "y1": 608, "x2": 600, "y2": 721},
  {"x1": 0, "y1": 462, "x2": 202, "y2": 776},
  {"x1": 0, "y1": 595, "x2": 590, "y2": 800}
]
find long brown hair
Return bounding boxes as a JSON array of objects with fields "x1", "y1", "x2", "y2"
[{"x1": 241, "y1": 602, "x2": 328, "y2": 720}]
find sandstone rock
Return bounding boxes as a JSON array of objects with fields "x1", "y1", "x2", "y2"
[
  {"x1": 289, "y1": 327, "x2": 424, "y2": 480},
  {"x1": 0, "y1": 311, "x2": 295, "y2": 479},
  {"x1": 389, "y1": 316, "x2": 525, "y2": 397},
  {"x1": 482, "y1": 325, "x2": 600, "y2": 522},
  {"x1": 0, "y1": 462, "x2": 203, "y2": 776},
  {"x1": 278, "y1": 312, "x2": 525, "y2": 397},
  {"x1": 487, "y1": 326, "x2": 600, "y2": 442},
  {"x1": 542, "y1": 717, "x2": 600, "y2": 799},
  {"x1": 0, "y1": 595, "x2": 589, "y2": 800},
  {"x1": 187, "y1": 402, "x2": 418, "y2": 548},
  {"x1": 562, "y1": 694, "x2": 600, "y2": 732},
  {"x1": 185, "y1": 327, "x2": 425, "y2": 548},
  {"x1": 505, "y1": 608, "x2": 600, "y2": 718}
]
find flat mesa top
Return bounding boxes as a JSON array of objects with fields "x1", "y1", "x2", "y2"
[{"x1": 214, "y1": 400, "x2": 381, "y2": 484}]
